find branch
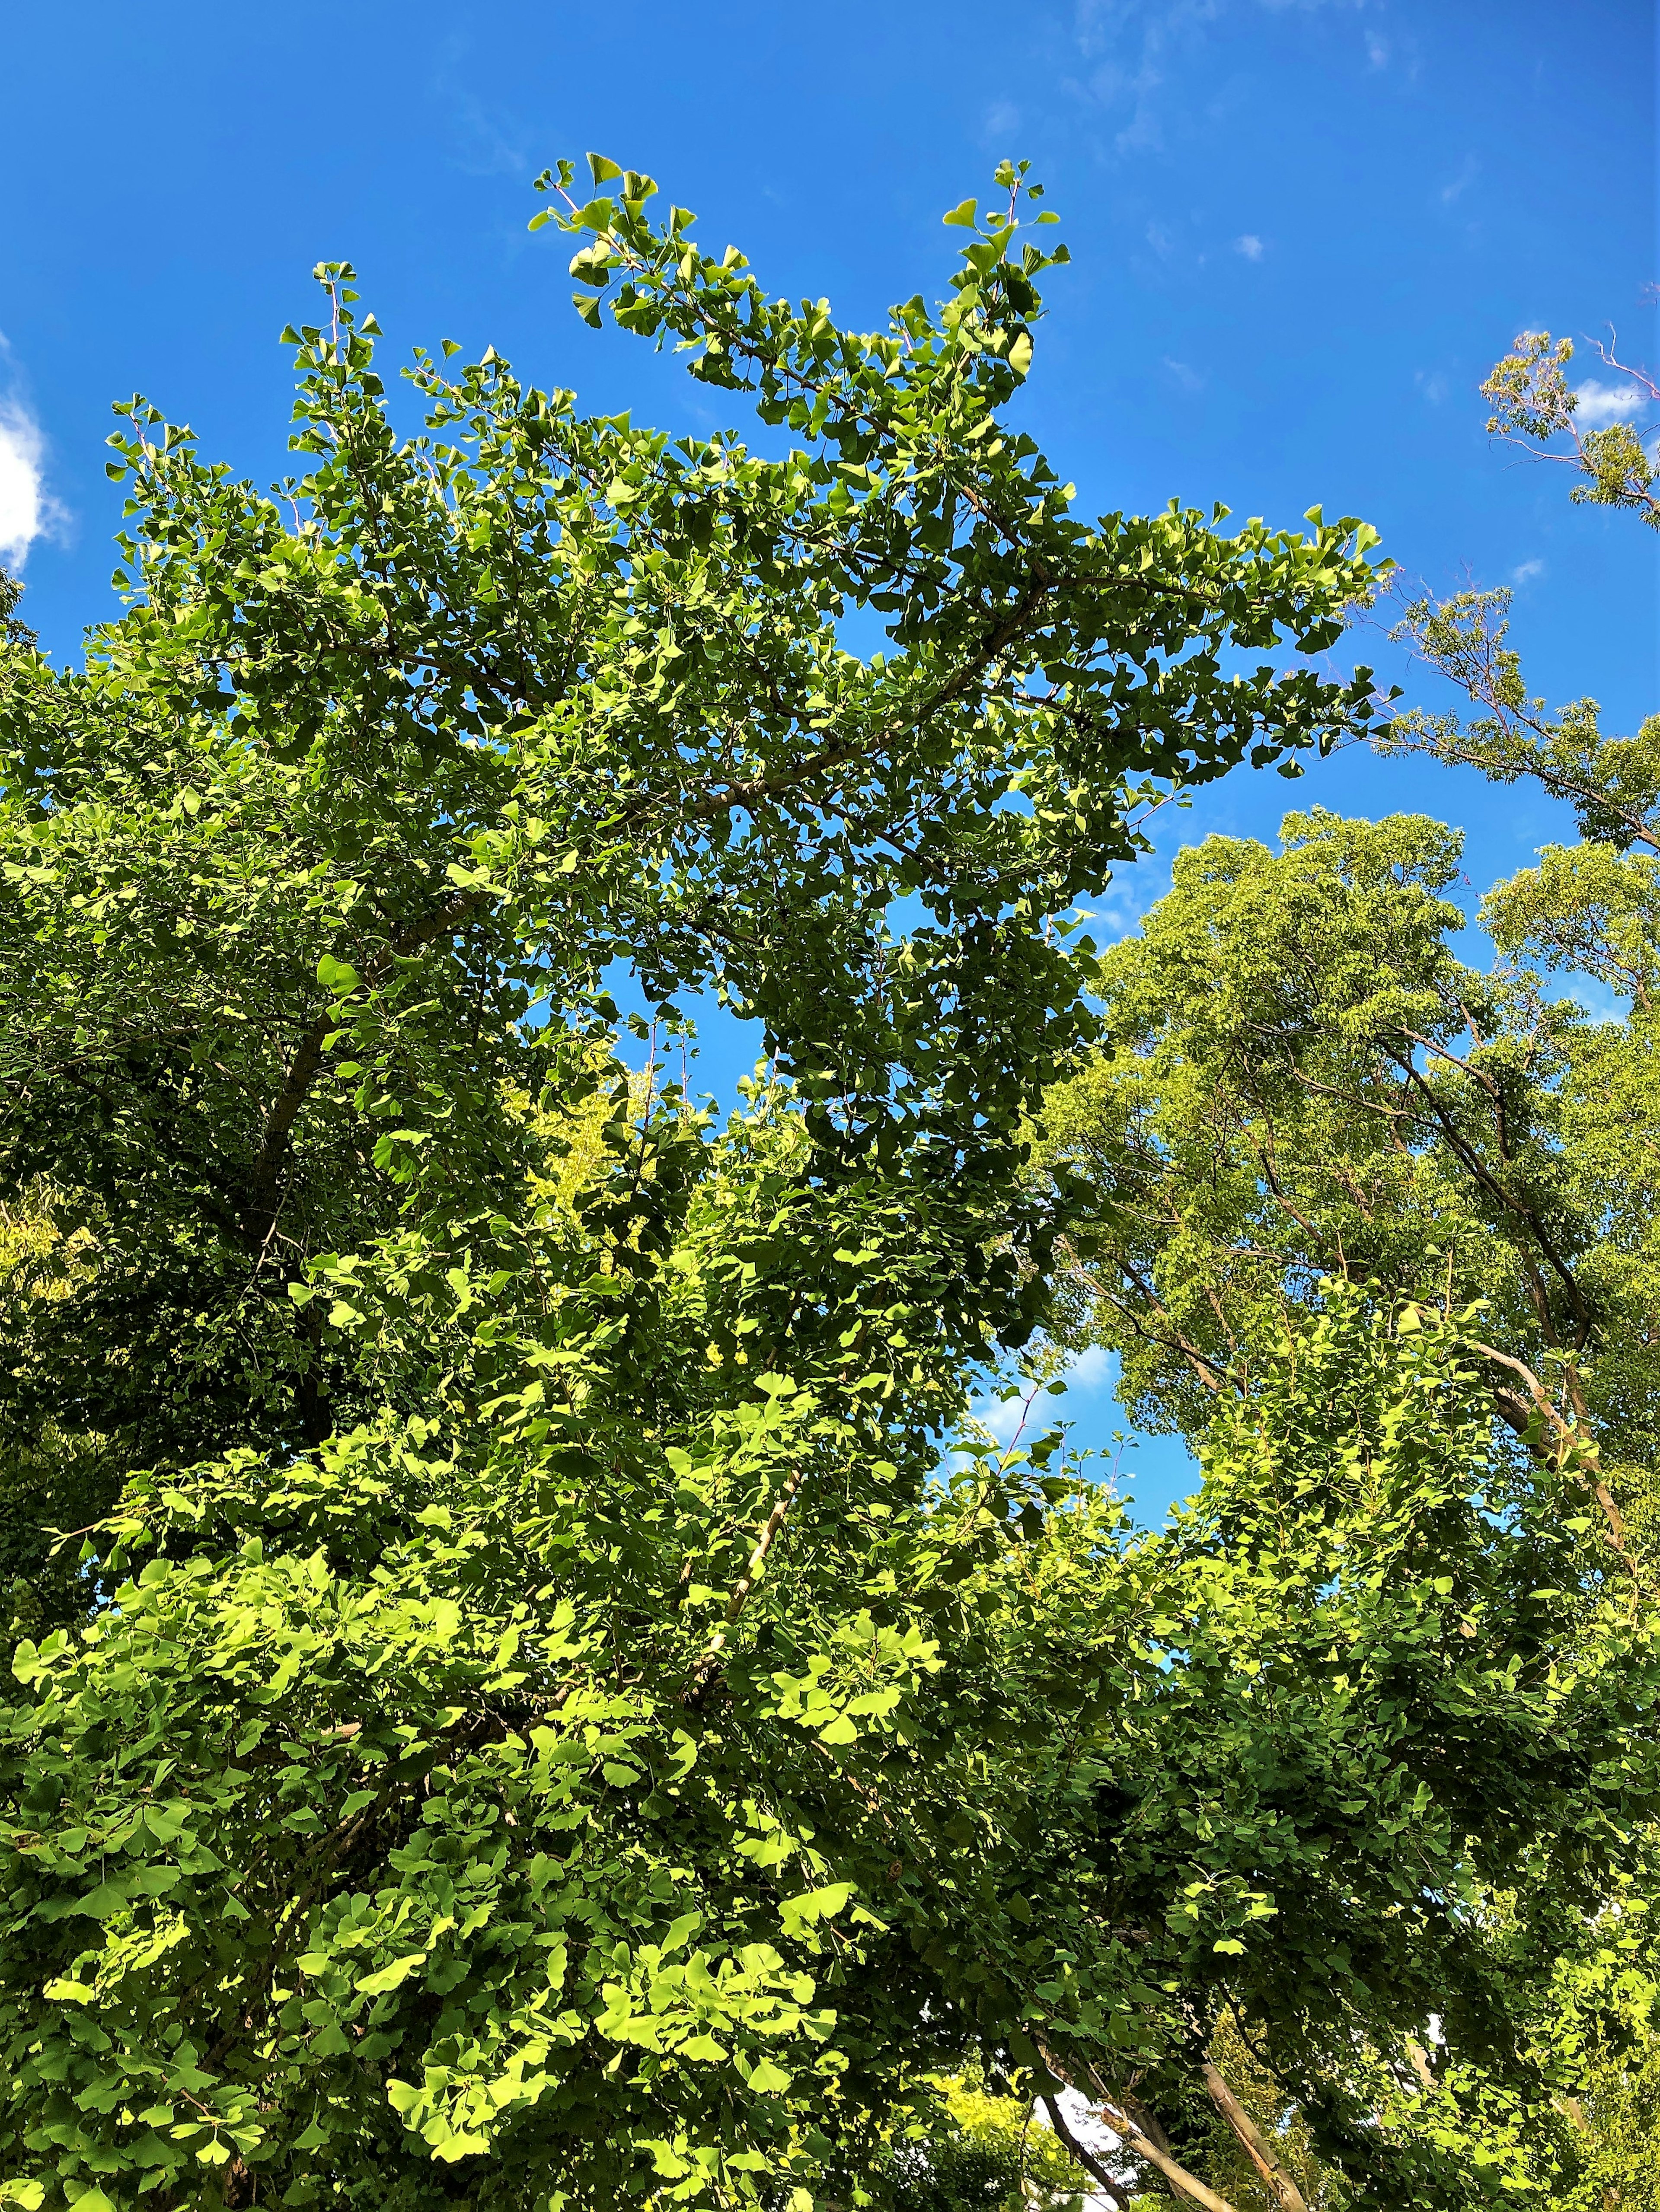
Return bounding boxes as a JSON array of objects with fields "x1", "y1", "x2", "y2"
[
  {"x1": 690, "y1": 580, "x2": 1055, "y2": 820},
  {"x1": 686, "y1": 1465, "x2": 803, "y2": 1693},
  {"x1": 1069, "y1": 1252, "x2": 1233, "y2": 1396},
  {"x1": 1034, "y1": 2035, "x2": 1242, "y2": 2212},
  {"x1": 1039, "y1": 2094, "x2": 1131, "y2": 2212},
  {"x1": 1200, "y1": 2061, "x2": 1308, "y2": 2212},
  {"x1": 1383, "y1": 1047, "x2": 1589, "y2": 1341},
  {"x1": 1462, "y1": 1337, "x2": 1633, "y2": 1566},
  {"x1": 242, "y1": 888, "x2": 485, "y2": 1246}
]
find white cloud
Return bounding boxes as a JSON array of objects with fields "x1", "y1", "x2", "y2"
[
  {"x1": 1066, "y1": 1344, "x2": 1113, "y2": 1391},
  {"x1": 1073, "y1": 1, "x2": 1369, "y2": 157},
  {"x1": 1074, "y1": 0, "x2": 1223, "y2": 156},
  {"x1": 1365, "y1": 28, "x2": 1389, "y2": 65},
  {"x1": 1415, "y1": 369, "x2": 1449, "y2": 405},
  {"x1": 1573, "y1": 377, "x2": 1650, "y2": 429},
  {"x1": 1234, "y1": 233, "x2": 1264, "y2": 260},
  {"x1": 447, "y1": 93, "x2": 529, "y2": 179},
  {"x1": 1548, "y1": 974, "x2": 1628, "y2": 1024},
  {"x1": 0, "y1": 392, "x2": 64, "y2": 573},
  {"x1": 968, "y1": 1391, "x2": 1032, "y2": 1447},
  {"x1": 1510, "y1": 558, "x2": 1545, "y2": 585},
  {"x1": 1163, "y1": 356, "x2": 1204, "y2": 392},
  {"x1": 963, "y1": 1345, "x2": 1113, "y2": 1448},
  {"x1": 1438, "y1": 155, "x2": 1478, "y2": 206}
]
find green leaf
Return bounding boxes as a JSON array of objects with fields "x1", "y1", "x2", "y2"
[
  {"x1": 779, "y1": 1883, "x2": 855, "y2": 1931},
  {"x1": 943, "y1": 198, "x2": 979, "y2": 228},
  {"x1": 316, "y1": 953, "x2": 361, "y2": 993},
  {"x1": 356, "y1": 1953, "x2": 426, "y2": 1996},
  {"x1": 76, "y1": 1881, "x2": 131, "y2": 1919}
]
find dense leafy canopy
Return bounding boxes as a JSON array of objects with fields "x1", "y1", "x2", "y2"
[
  {"x1": 1031, "y1": 351, "x2": 1660, "y2": 2205},
  {"x1": 0, "y1": 159, "x2": 1653, "y2": 2212}
]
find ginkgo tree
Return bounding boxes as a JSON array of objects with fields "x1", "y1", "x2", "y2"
[
  {"x1": 0, "y1": 152, "x2": 1386, "y2": 2212},
  {"x1": 0, "y1": 157, "x2": 1647, "y2": 2212}
]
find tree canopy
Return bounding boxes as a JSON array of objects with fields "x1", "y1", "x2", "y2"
[
  {"x1": 0, "y1": 165, "x2": 1653, "y2": 2212},
  {"x1": 1031, "y1": 320, "x2": 1660, "y2": 2208}
]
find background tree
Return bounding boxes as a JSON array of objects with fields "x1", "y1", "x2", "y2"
[{"x1": 1029, "y1": 315, "x2": 1660, "y2": 2206}]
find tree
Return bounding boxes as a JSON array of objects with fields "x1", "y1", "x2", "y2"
[
  {"x1": 0, "y1": 159, "x2": 1387, "y2": 2211},
  {"x1": 1029, "y1": 318, "x2": 1660, "y2": 2205},
  {"x1": 1037, "y1": 803, "x2": 1648, "y2": 1562}
]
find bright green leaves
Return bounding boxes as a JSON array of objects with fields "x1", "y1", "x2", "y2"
[
  {"x1": 0, "y1": 155, "x2": 1405, "y2": 2212},
  {"x1": 942, "y1": 197, "x2": 978, "y2": 228},
  {"x1": 777, "y1": 1884, "x2": 853, "y2": 1936},
  {"x1": 354, "y1": 1953, "x2": 426, "y2": 1997},
  {"x1": 315, "y1": 950, "x2": 360, "y2": 994},
  {"x1": 1479, "y1": 327, "x2": 1660, "y2": 527}
]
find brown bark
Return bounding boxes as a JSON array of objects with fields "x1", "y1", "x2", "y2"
[
  {"x1": 1040, "y1": 2093, "x2": 1131, "y2": 2210},
  {"x1": 1465, "y1": 1337, "x2": 1633, "y2": 1566},
  {"x1": 1201, "y1": 2060, "x2": 1308, "y2": 2212},
  {"x1": 242, "y1": 888, "x2": 484, "y2": 1250},
  {"x1": 686, "y1": 1465, "x2": 804, "y2": 1695},
  {"x1": 1034, "y1": 2036, "x2": 1243, "y2": 2212}
]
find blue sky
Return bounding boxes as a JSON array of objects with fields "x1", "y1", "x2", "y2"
[{"x1": 3, "y1": 0, "x2": 1654, "y2": 1516}]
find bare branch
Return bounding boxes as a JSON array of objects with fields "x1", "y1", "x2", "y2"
[
  {"x1": 1200, "y1": 2060, "x2": 1308, "y2": 2212},
  {"x1": 1040, "y1": 2094, "x2": 1131, "y2": 2212}
]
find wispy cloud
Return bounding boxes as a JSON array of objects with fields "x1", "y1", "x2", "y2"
[
  {"x1": 1073, "y1": 0, "x2": 1384, "y2": 159},
  {"x1": 1573, "y1": 377, "x2": 1650, "y2": 428},
  {"x1": 1364, "y1": 27, "x2": 1389, "y2": 65},
  {"x1": 1548, "y1": 974, "x2": 1629, "y2": 1025},
  {"x1": 1234, "y1": 232, "x2": 1265, "y2": 260},
  {"x1": 1415, "y1": 368, "x2": 1449, "y2": 405},
  {"x1": 1163, "y1": 356, "x2": 1204, "y2": 392},
  {"x1": 1510, "y1": 558, "x2": 1545, "y2": 585},
  {"x1": 982, "y1": 97, "x2": 1022, "y2": 146},
  {"x1": 0, "y1": 375, "x2": 66, "y2": 574},
  {"x1": 1074, "y1": 0, "x2": 1223, "y2": 156},
  {"x1": 447, "y1": 93, "x2": 530, "y2": 179},
  {"x1": 1438, "y1": 154, "x2": 1478, "y2": 206}
]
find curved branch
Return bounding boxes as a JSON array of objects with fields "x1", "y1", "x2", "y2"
[
  {"x1": 1463, "y1": 1337, "x2": 1633, "y2": 1567},
  {"x1": 686, "y1": 1464, "x2": 804, "y2": 1696},
  {"x1": 1040, "y1": 2094, "x2": 1131, "y2": 2211},
  {"x1": 1034, "y1": 2034, "x2": 1242, "y2": 2212}
]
